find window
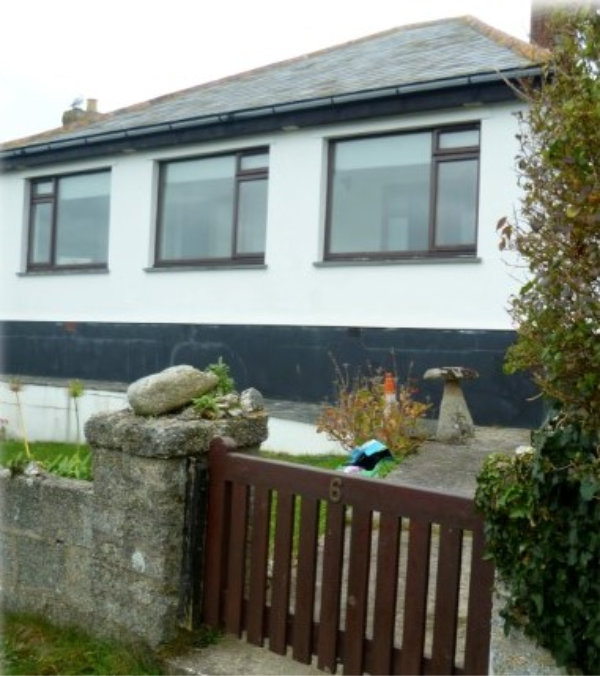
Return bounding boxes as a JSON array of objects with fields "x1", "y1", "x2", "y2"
[
  {"x1": 155, "y1": 149, "x2": 269, "y2": 265},
  {"x1": 27, "y1": 170, "x2": 111, "y2": 270},
  {"x1": 325, "y1": 126, "x2": 480, "y2": 260}
]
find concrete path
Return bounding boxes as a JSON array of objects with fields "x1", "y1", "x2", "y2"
[
  {"x1": 165, "y1": 426, "x2": 530, "y2": 675},
  {"x1": 387, "y1": 425, "x2": 530, "y2": 497}
]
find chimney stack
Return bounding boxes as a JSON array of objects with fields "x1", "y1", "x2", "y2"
[
  {"x1": 530, "y1": 1, "x2": 555, "y2": 48},
  {"x1": 62, "y1": 98, "x2": 101, "y2": 127},
  {"x1": 530, "y1": 0, "x2": 600, "y2": 48}
]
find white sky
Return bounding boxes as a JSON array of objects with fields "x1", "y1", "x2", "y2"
[{"x1": 0, "y1": 0, "x2": 534, "y2": 143}]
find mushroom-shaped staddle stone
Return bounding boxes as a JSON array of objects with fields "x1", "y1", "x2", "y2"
[{"x1": 424, "y1": 366, "x2": 479, "y2": 443}]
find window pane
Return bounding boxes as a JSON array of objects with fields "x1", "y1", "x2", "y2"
[
  {"x1": 240, "y1": 153, "x2": 269, "y2": 171},
  {"x1": 33, "y1": 180, "x2": 54, "y2": 196},
  {"x1": 55, "y1": 172, "x2": 110, "y2": 265},
  {"x1": 159, "y1": 156, "x2": 235, "y2": 260},
  {"x1": 438, "y1": 129, "x2": 479, "y2": 149},
  {"x1": 236, "y1": 179, "x2": 267, "y2": 254},
  {"x1": 435, "y1": 159, "x2": 478, "y2": 247},
  {"x1": 329, "y1": 133, "x2": 431, "y2": 254},
  {"x1": 30, "y1": 202, "x2": 52, "y2": 264}
]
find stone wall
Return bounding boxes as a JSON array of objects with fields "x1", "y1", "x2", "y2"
[
  {"x1": 0, "y1": 472, "x2": 94, "y2": 628},
  {"x1": 0, "y1": 408, "x2": 268, "y2": 647}
]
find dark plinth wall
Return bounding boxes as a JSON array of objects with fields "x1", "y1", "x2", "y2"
[{"x1": 0, "y1": 320, "x2": 543, "y2": 428}]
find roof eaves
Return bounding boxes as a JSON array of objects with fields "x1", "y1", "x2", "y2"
[{"x1": 1, "y1": 64, "x2": 542, "y2": 168}]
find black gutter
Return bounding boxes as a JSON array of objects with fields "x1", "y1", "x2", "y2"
[{"x1": 1, "y1": 66, "x2": 540, "y2": 171}]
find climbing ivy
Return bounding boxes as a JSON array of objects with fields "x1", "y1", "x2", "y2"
[{"x1": 475, "y1": 414, "x2": 600, "y2": 673}]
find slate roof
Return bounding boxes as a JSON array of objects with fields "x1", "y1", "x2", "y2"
[{"x1": 2, "y1": 16, "x2": 547, "y2": 154}]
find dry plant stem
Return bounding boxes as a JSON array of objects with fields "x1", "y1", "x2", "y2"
[{"x1": 14, "y1": 391, "x2": 31, "y2": 459}]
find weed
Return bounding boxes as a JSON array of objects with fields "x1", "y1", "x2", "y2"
[
  {"x1": 193, "y1": 358, "x2": 236, "y2": 418},
  {"x1": 317, "y1": 357, "x2": 429, "y2": 458},
  {"x1": 0, "y1": 441, "x2": 92, "y2": 481},
  {"x1": 8, "y1": 379, "x2": 30, "y2": 459},
  {"x1": 1, "y1": 611, "x2": 163, "y2": 675},
  {"x1": 67, "y1": 379, "x2": 84, "y2": 449}
]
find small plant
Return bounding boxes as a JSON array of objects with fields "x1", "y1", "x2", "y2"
[
  {"x1": 316, "y1": 358, "x2": 429, "y2": 458},
  {"x1": 43, "y1": 446, "x2": 92, "y2": 480},
  {"x1": 68, "y1": 379, "x2": 84, "y2": 449},
  {"x1": 192, "y1": 358, "x2": 236, "y2": 418},
  {"x1": 8, "y1": 379, "x2": 30, "y2": 459},
  {"x1": 206, "y1": 357, "x2": 235, "y2": 395}
]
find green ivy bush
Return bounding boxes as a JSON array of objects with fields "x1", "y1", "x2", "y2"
[{"x1": 475, "y1": 413, "x2": 600, "y2": 673}]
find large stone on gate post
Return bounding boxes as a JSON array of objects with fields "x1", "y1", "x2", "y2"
[
  {"x1": 424, "y1": 366, "x2": 479, "y2": 443},
  {"x1": 126, "y1": 364, "x2": 219, "y2": 416},
  {"x1": 84, "y1": 407, "x2": 267, "y2": 647}
]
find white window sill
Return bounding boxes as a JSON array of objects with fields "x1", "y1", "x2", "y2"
[{"x1": 314, "y1": 256, "x2": 481, "y2": 268}]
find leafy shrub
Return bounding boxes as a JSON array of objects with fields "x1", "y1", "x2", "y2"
[
  {"x1": 498, "y1": 8, "x2": 600, "y2": 431},
  {"x1": 475, "y1": 413, "x2": 600, "y2": 673},
  {"x1": 316, "y1": 361, "x2": 429, "y2": 458}
]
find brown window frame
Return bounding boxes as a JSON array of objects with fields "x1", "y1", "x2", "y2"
[
  {"x1": 154, "y1": 148, "x2": 269, "y2": 267},
  {"x1": 27, "y1": 169, "x2": 111, "y2": 272},
  {"x1": 324, "y1": 124, "x2": 480, "y2": 261}
]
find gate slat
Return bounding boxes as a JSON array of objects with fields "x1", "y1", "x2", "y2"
[
  {"x1": 430, "y1": 525, "x2": 463, "y2": 673},
  {"x1": 343, "y1": 507, "x2": 373, "y2": 675},
  {"x1": 202, "y1": 443, "x2": 495, "y2": 676},
  {"x1": 292, "y1": 496, "x2": 320, "y2": 663},
  {"x1": 269, "y1": 490, "x2": 295, "y2": 655},
  {"x1": 400, "y1": 519, "x2": 432, "y2": 675},
  {"x1": 203, "y1": 444, "x2": 231, "y2": 628},
  {"x1": 224, "y1": 482, "x2": 249, "y2": 636},
  {"x1": 246, "y1": 486, "x2": 272, "y2": 646},
  {"x1": 317, "y1": 501, "x2": 346, "y2": 674},
  {"x1": 463, "y1": 527, "x2": 495, "y2": 675},
  {"x1": 370, "y1": 513, "x2": 401, "y2": 675}
]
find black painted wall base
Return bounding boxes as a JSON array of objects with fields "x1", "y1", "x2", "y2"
[{"x1": 0, "y1": 320, "x2": 543, "y2": 428}]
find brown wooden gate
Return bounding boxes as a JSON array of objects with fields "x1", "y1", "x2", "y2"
[{"x1": 202, "y1": 437, "x2": 494, "y2": 675}]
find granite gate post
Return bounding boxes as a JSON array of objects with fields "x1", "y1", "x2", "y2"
[{"x1": 84, "y1": 409, "x2": 267, "y2": 647}]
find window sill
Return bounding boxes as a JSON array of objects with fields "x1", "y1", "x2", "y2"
[
  {"x1": 145, "y1": 263, "x2": 267, "y2": 273},
  {"x1": 18, "y1": 268, "x2": 109, "y2": 277},
  {"x1": 314, "y1": 256, "x2": 481, "y2": 268}
]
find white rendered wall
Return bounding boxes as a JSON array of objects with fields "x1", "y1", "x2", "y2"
[
  {"x1": 0, "y1": 381, "x2": 128, "y2": 444},
  {"x1": 0, "y1": 102, "x2": 525, "y2": 331}
]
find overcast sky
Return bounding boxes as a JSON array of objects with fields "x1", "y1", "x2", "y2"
[{"x1": 1, "y1": 0, "x2": 534, "y2": 143}]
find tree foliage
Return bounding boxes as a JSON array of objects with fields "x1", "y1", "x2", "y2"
[
  {"x1": 479, "y1": 10, "x2": 600, "y2": 672},
  {"x1": 498, "y1": 7, "x2": 600, "y2": 429}
]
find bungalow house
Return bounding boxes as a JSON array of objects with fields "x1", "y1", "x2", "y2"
[{"x1": 0, "y1": 15, "x2": 549, "y2": 431}]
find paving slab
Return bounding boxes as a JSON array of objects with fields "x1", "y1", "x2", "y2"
[{"x1": 165, "y1": 634, "x2": 323, "y2": 675}]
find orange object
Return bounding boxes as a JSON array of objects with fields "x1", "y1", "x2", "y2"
[{"x1": 384, "y1": 372, "x2": 396, "y2": 395}]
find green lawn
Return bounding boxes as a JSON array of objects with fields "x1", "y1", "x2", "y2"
[{"x1": 0, "y1": 440, "x2": 92, "y2": 480}]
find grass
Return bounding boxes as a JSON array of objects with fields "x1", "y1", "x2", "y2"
[
  {"x1": 0, "y1": 441, "x2": 92, "y2": 480},
  {"x1": 259, "y1": 450, "x2": 346, "y2": 470},
  {"x1": 0, "y1": 611, "x2": 164, "y2": 675},
  {"x1": 259, "y1": 449, "x2": 399, "y2": 477}
]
